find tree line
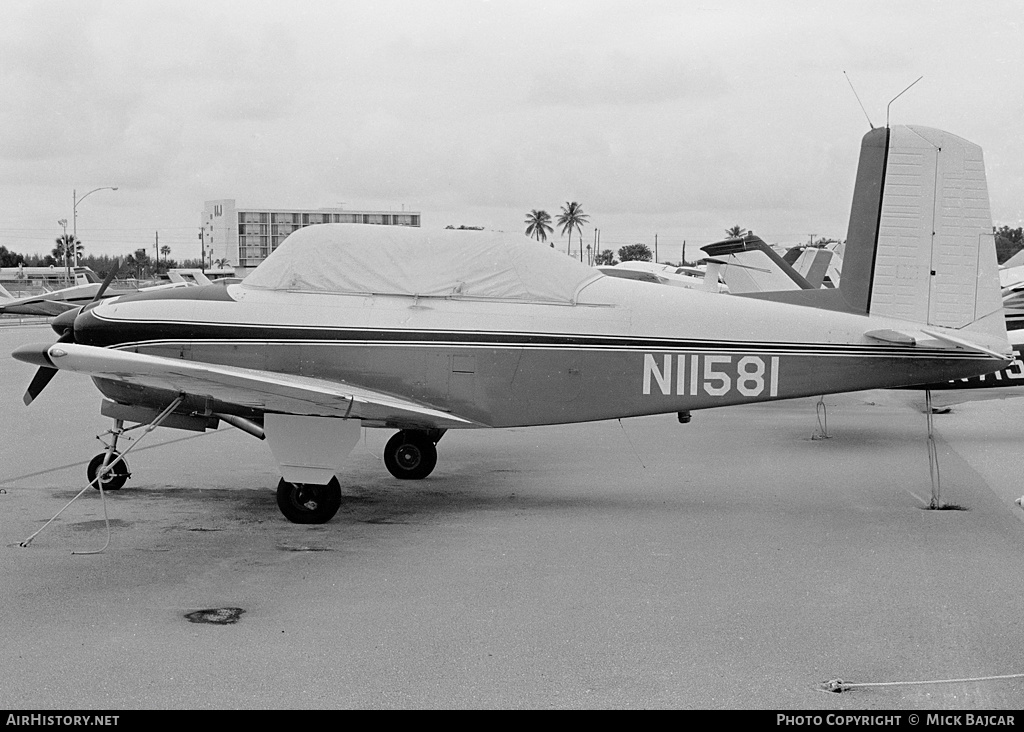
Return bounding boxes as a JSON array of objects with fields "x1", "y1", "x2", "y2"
[{"x1": 0, "y1": 234, "x2": 206, "y2": 280}]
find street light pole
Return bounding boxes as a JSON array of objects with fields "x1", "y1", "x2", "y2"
[
  {"x1": 73, "y1": 185, "x2": 118, "y2": 261},
  {"x1": 57, "y1": 218, "x2": 69, "y2": 283}
]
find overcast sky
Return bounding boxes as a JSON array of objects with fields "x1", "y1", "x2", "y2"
[{"x1": 0, "y1": 0, "x2": 1021, "y2": 262}]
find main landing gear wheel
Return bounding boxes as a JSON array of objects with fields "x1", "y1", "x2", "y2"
[
  {"x1": 87, "y1": 451, "x2": 130, "y2": 491},
  {"x1": 383, "y1": 431, "x2": 438, "y2": 480},
  {"x1": 276, "y1": 477, "x2": 342, "y2": 524}
]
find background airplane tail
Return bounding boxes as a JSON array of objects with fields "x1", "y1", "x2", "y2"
[{"x1": 840, "y1": 125, "x2": 1005, "y2": 346}]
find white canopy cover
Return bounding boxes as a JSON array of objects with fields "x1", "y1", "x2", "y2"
[{"x1": 242, "y1": 224, "x2": 601, "y2": 303}]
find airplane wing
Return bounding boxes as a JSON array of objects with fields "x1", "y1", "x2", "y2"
[
  {"x1": 26, "y1": 342, "x2": 477, "y2": 429},
  {"x1": 0, "y1": 298, "x2": 82, "y2": 316}
]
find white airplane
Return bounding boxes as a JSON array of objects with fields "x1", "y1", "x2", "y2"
[
  {"x1": 597, "y1": 260, "x2": 728, "y2": 292},
  {"x1": 13, "y1": 123, "x2": 1011, "y2": 524},
  {"x1": 167, "y1": 269, "x2": 214, "y2": 286},
  {"x1": 782, "y1": 245, "x2": 838, "y2": 288},
  {"x1": 0, "y1": 269, "x2": 108, "y2": 316},
  {"x1": 166, "y1": 269, "x2": 242, "y2": 286},
  {"x1": 0, "y1": 267, "x2": 207, "y2": 317},
  {"x1": 700, "y1": 234, "x2": 815, "y2": 294}
]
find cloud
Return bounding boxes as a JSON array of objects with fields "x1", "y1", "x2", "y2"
[{"x1": 527, "y1": 52, "x2": 732, "y2": 108}]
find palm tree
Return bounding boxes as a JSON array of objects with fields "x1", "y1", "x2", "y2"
[
  {"x1": 160, "y1": 244, "x2": 171, "y2": 265},
  {"x1": 725, "y1": 225, "x2": 747, "y2": 239},
  {"x1": 556, "y1": 202, "x2": 590, "y2": 256},
  {"x1": 524, "y1": 209, "x2": 553, "y2": 244},
  {"x1": 53, "y1": 234, "x2": 84, "y2": 282}
]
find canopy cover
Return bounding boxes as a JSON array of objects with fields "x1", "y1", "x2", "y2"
[{"x1": 242, "y1": 224, "x2": 601, "y2": 303}]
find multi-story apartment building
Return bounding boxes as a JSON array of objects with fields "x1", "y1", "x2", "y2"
[{"x1": 201, "y1": 199, "x2": 421, "y2": 275}]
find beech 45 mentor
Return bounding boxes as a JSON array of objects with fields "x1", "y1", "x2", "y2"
[{"x1": 13, "y1": 124, "x2": 1012, "y2": 524}]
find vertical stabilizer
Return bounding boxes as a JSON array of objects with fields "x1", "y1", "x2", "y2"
[
  {"x1": 837, "y1": 126, "x2": 890, "y2": 313},
  {"x1": 721, "y1": 124, "x2": 1006, "y2": 352},
  {"x1": 869, "y1": 125, "x2": 1002, "y2": 334}
]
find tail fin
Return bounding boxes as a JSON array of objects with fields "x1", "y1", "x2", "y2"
[
  {"x1": 701, "y1": 234, "x2": 813, "y2": 293},
  {"x1": 788, "y1": 247, "x2": 835, "y2": 288},
  {"x1": 865, "y1": 126, "x2": 1003, "y2": 336},
  {"x1": 0, "y1": 283, "x2": 12, "y2": 299},
  {"x1": 737, "y1": 124, "x2": 1006, "y2": 348}
]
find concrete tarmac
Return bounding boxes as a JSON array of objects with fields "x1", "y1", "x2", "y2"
[{"x1": 2, "y1": 324, "x2": 1023, "y2": 709}]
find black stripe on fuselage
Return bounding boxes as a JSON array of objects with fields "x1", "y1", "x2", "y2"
[{"x1": 80, "y1": 314, "x2": 994, "y2": 361}]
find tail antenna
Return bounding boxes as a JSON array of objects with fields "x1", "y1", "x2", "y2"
[
  {"x1": 886, "y1": 76, "x2": 923, "y2": 128},
  {"x1": 844, "y1": 71, "x2": 874, "y2": 130}
]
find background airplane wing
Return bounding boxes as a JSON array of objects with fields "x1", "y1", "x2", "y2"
[
  {"x1": 0, "y1": 298, "x2": 82, "y2": 316},
  {"x1": 32, "y1": 342, "x2": 477, "y2": 429}
]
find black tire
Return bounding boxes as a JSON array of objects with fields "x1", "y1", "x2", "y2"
[
  {"x1": 276, "y1": 477, "x2": 342, "y2": 524},
  {"x1": 87, "y1": 451, "x2": 130, "y2": 491},
  {"x1": 383, "y1": 431, "x2": 438, "y2": 480}
]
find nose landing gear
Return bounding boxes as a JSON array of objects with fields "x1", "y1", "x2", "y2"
[
  {"x1": 88, "y1": 419, "x2": 131, "y2": 491},
  {"x1": 87, "y1": 450, "x2": 130, "y2": 491}
]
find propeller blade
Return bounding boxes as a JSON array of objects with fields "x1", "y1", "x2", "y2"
[
  {"x1": 14, "y1": 332, "x2": 74, "y2": 406},
  {"x1": 92, "y1": 259, "x2": 120, "y2": 303},
  {"x1": 23, "y1": 366, "x2": 58, "y2": 406}
]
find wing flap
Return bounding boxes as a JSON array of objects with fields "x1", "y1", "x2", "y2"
[{"x1": 45, "y1": 343, "x2": 475, "y2": 428}]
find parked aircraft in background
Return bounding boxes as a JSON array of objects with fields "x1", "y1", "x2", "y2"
[
  {"x1": 167, "y1": 269, "x2": 242, "y2": 286},
  {"x1": 0, "y1": 270, "x2": 107, "y2": 316},
  {"x1": 13, "y1": 124, "x2": 1011, "y2": 525},
  {"x1": 0, "y1": 268, "x2": 221, "y2": 318},
  {"x1": 701, "y1": 235, "x2": 814, "y2": 293},
  {"x1": 999, "y1": 266, "x2": 1024, "y2": 332},
  {"x1": 782, "y1": 245, "x2": 839, "y2": 288},
  {"x1": 695, "y1": 235, "x2": 840, "y2": 294},
  {"x1": 598, "y1": 260, "x2": 728, "y2": 292}
]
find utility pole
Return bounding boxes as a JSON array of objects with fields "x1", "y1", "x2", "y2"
[{"x1": 654, "y1": 233, "x2": 658, "y2": 263}]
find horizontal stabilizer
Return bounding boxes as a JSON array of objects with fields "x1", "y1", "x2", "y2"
[{"x1": 920, "y1": 328, "x2": 1011, "y2": 360}]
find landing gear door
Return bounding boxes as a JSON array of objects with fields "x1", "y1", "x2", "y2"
[{"x1": 263, "y1": 414, "x2": 361, "y2": 485}]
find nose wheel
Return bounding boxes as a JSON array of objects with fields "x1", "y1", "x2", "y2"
[
  {"x1": 383, "y1": 430, "x2": 438, "y2": 480},
  {"x1": 87, "y1": 451, "x2": 130, "y2": 491},
  {"x1": 88, "y1": 418, "x2": 132, "y2": 491}
]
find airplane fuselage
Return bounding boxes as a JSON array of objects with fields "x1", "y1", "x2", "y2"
[{"x1": 71, "y1": 279, "x2": 1007, "y2": 429}]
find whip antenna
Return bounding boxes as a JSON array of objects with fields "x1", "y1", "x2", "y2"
[
  {"x1": 887, "y1": 76, "x2": 923, "y2": 128},
  {"x1": 844, "y1": 71, "x2": 874, "y2": 129}
]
